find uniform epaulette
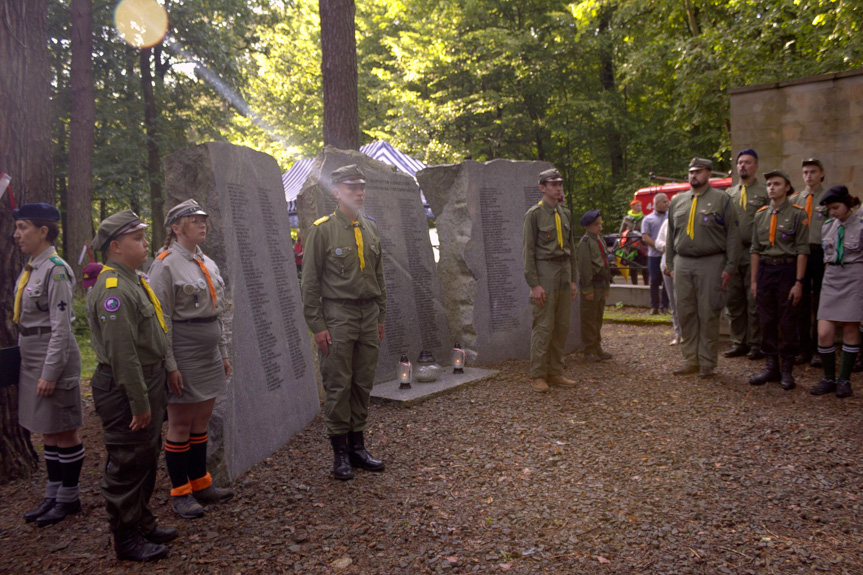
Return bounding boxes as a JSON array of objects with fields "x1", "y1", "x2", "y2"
[
  {"x1": 49, "y1": 255, "x2": 64, "y2": 266},
  {"x1": 792, "y1": 204, "x2": 804, "y2": 210},
  {"x1": 756, "y1": 206, "x2": 769, "y2": 212},
  {"x1": 365, "y1": 215, "x2": 377, "y2": 222},
  {"x1": 313, "y1": 215, "x2": 330, "y2": 226},
  {"x1": 824, "y1": 217, "x2": 835, "y2": 224},
  {"x1": 156, "y1": 250, "x2": 170, "y2": 260}
]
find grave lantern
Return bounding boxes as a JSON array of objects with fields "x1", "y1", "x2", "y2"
[
  {"x1": 415, "y1": 350, "x2": 442, "y2": 382},
  {"x1": 398, "y1": 354, "x2": 412, "y2": 389},
  {"x1": 452, "y1": 342, "x2": 465, "y2": 374}
]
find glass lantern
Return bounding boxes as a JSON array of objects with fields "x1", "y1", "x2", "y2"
[
  {"x1": 415, "y1": 350, "x2": 442, "y2": 382},
  {"x1": 452, "y1": 342, "x2": 465, "y2": 374},
  {"x1": 398, "y1": 354, "x2": 412, "y2": 389}
]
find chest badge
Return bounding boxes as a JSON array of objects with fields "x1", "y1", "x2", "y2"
[
  {"x1": 183, "y1": 284, "x2": 195, "y2": 295},
  {"x1": 335, "y1": 248, "x2": 343, "y2": 256},
  {"x1": 34, "y1": 278, "x2": 41, "y2": 285},
  {"x1": 196, "y1": 278, "x2": 207, "y2": 289},
  {"x1": 104, "y1": 297, "x2": 121, "y2": 312}
]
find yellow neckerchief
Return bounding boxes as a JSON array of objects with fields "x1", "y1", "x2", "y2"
[
  {"x1": 14, "y1": 250, "x2": 58, "y2": 323},
  {"x1": 539, "y1": 200, "x2": 564, "y2": 248},
  {"x1": 352, "y1": 220, "x2": 366, "y2": 270},
  {"x1": 686, "y1": 193, "x2": 699, "y2": 239},
  {"x1": 739, "y1": 184, "x2": 747, "y2": 207},
  {"x1": 100, "y1": 265, "x2": 168, "y2": 333}
]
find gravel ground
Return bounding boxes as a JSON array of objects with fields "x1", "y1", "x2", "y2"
[{"x1": 2, "y1": 322, "x2": 862, "y2": 574}]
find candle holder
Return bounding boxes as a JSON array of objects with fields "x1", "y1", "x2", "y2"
[
  {"x1": 415, "y1": 350, "x2": 442, "y2": 382},
  {"x1": 452, "y1": 342, "x2": 465, "y2": 374},
  {"x1": 398, "y1": 354, "x2": 412, "y2": 389}
]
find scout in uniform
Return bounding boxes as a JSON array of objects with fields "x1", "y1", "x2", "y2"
[
  {"x1": 301, "y1": 164, "x2": 387, "y2": 480},
  {"x1": 748, "y1": 170, "x2": 809, "y2": 390},
  {"x1": 790, "y1": 158, "x2": 828, "y2": 366},
  {"x1": 667, "y1": 157, "x2": 740, "y2": 378},
  {"x1": 809, "y1": 186, "x2": 863, "y2": 398},
  {"x1": 523, "y1": 168, "x2": 578, "y2": 393},
  {"x1": 12, "y1": 203, "x2": 85, "y2": 527},
  {"x1": 86, "y1": 210, "x2": 175, "y2": 561},
  {"x1": 724, "y1": 149, "x2": 769, "y2": 360},
  {"x1": 149, "y1": 200, "x2": 234, "y2": 519},
  {"x1": 576, "y1": 209, "x2": 612, "y2": 362}
]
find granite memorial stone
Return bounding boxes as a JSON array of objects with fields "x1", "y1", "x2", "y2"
[
  {"x1": 163, "y1": 142, "x2": 319, "y2": 483},
  {"x1": 296, "y1": 146, "x2": 451, "y2": 382},
  {"x1": 417, "y1": 159, "x2": 582, "y2": 364}
]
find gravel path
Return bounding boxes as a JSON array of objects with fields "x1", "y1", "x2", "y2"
[{"x1": 2, "y1": 323, "x2": 862, "y2": 574}]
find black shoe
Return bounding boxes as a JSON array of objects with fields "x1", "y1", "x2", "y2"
[
  {"x1": 810, "y1": 378, "x2": 836, "y2": 395},
  {"x1": 348, "y1": 431, "x2": 385, "y2": 472},
  {"x1": 35, "y1": 499, "x2": 81, "y2": 527},
  {"x1": 584, "y1": 353, "x2": 601, "y2": 362},
  {"x1": 330, "y1": 434, "x2": 355, "y2": 480},
  {"x1": 794, "y1": 353, "x2": 812, "y2": 366},
  {"x1": 648, "y1": 308, "x2": 659, "y2": 316},
  {"x1": 810, "y1": 355, "x2": 822, "y2": 368},
  {"x1": 142, "y1": 526, "x2": 178, "y2": 544},
  {"x1": 724, "y1": 344, "x2": 750, "y2": 358},
  {"x1": 113, "y1": 529, "x2": 170, "y2": 562},
  {"x1": 23, "y1": 498, "x2": 55, "y2": 523},
  {"x1": 853, "y1": 355, "x2": 863, "y2": 373},
  {"x1": 698, "y1": 366, "x2": 716, "y2": 379},
  {"x1": 779, "y1": 358, "x2": 796, "y2": 390},
  {"x1": 660, "y1": 308, "x2": 670, "y2": 315},
  {"x1": 597, "y1": 350, "x2": 613, "y2": 360},
  {"x1": 749, "y1": 356, "x2": 780, "y2": 385},
  {"x1": 672, "y1": 365, "x2": 699, "y2": 376},
  {"x1": 836, "y1": 379, "x2": 852, "y2": 399},
  {"x1": 747, "y1": 349, "x2": 765, "y2": 360}
]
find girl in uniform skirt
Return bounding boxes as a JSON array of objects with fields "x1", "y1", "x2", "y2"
[
  {"x1": 149, "y1": 200, "x2": 234, "y2": 519},
  {"x1": 12, "y1": 203, "x2": 84, "y2": 526}
]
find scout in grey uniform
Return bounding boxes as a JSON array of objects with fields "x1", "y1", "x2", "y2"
[
  {"x1": 87, "y1": 210, "x2": 175, "y2": 561},
  {"x1": 748, "y1": 170, "x2": 809, "y2": 390},
  {"x1": 724, "y1": 149, "x2": 768, "y2": 360},
  {"x1": 790, "y1": 158, "x2": 828, "y2": 366},
  {"x1": 809, "y1": 186, "x2": 863, "y2": 399},
  {"x1": 12, "y1": 203, "x2": 84, "y2": 527},
  {"x1": 149, "y1": 199, "x2": 234, "y2": 519},
  {"x1": 301, "y1": 165, "x2": 387, "y2": 480},
  {"x1": 576, "y1": 209, "x2": 612, "y2": 362},
  {"x1": 667, "y1": 157, "x2": 740, "y2": 378},
  {"x1": 523, "y1": 168, "x2": 578, "y2": 393}
]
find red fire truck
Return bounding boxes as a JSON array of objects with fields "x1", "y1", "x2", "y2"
[{"x1": 634, "y1": 176, "x2": 733, "y2": 215}]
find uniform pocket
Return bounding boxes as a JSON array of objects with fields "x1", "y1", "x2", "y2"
[
  {"x1": 539, "y1": 224, "x2": 558, "y2": 246},
  {"x1": 327, "y1": 246, "x2": 356, "y2": 274}
]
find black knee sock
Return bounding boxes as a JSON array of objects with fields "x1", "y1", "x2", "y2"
[
  {"x1": 819, "y1": 346, "x2": 836, "y2": 380},
  {"x1": 840, "y1": 345, "x2": 860, "y2": 381},
  {"x1": 44, "y1": 445, "x2": 62, "y2": 483},
  {"x1": 58, "y1": 444, "x2": 84, "y2": 487},
  {"x1": 165, "y1": 439, "x2": 190, "y2": 494},
  {"x1": 188, "y1": 432, "x2": 208, "y2": 482}
]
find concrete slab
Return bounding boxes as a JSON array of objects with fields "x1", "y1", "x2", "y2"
[{"x1": 371, "y1": 367, "x2": 498, "y2": 407}]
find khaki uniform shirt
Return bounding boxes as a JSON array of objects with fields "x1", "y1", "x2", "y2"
[
  {"x1": 790, "y1": 185, "x2": 827, "y2": 244},
  {"x1": 16, "y1": 247, "x2": 76, "y2": 381},
  {"x1": 576, "y1": 232, "x2": 612, "y2": 295},
  {"x1": 148, "y1": 242, "x2": 228, "y2": 372},
  {"x1": 87, "y1": 261, "x2": 167, "y2": 416},
  {"x1": 522, "y1": 199, "x2": 577, "y2": 287},
  {"x1": 301, "y1": 209, "x2": 387, "y2": 335},
  {"x1": 821, "y1": 209, "x2": 863, "y2": 264},
  {"x1": 666, "y1": 185, "x2": 740, "y2": 274},
  {"x1": 751, "y1": 200, "x2": 810, "y2": 258},
  {"x1": 726, "y1": 179, "x2": 768, "y2": 248}
]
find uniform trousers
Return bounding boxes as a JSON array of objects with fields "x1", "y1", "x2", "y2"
[
  {"x1": 798, "y1": 244, "x2": 824, "y2": 354},
  {"x1": 648, "y1": 256, "x2": 669, "y2": 310},
  {"x1": 674, "y1": 253, "x2": 727, "y2": 369},
  {"x1": 725, "y1": 250, "x2": 761, "y2": 348},
  {"x1": 756, "y1": 262, "x2": 800, "y2": 359},
  {"x1": 530, "y1": 260, "x2": 572, "y2": 379},
  {"x1": 320, "y1": 299, "x2": 380, "y2": 436},
  {"x1": 91, "y1": 363, "x2": 166, "y2": 534},
  {"x1": 580, "y1": 292, "x2": 606, "y2": 355}
]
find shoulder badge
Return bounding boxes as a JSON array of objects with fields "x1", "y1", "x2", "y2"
[
  {"x1": 792, "y1": 204, "x2": 804, "y2": 210},
  {"x1": 365, "y1": 215, "x2": 377, "y2": 222},
  {"x1": 105, "y1": 277, "x2": 118, "y2": 289},
  {"x1": 756, "y1": 206, "x2": 768, "y2": 212},
  {"x1": 49, "y1": 255, "x2": 64, "y2": 266},
  {"x1": 313, "y1": 215, "x2": 330, "y2": 226},
  {"x1": 156, "y1": 250, "x2": 171, "y2": 260}
]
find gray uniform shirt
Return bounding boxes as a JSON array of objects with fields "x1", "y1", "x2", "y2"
[{"x1": 821, "y1": 209, "x2": 863, "y2": 264}]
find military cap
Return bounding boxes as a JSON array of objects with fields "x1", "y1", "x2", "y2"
[
  {"x1": 801, "y1": 158, "x2": 824, "y2": 170},
  {"x1": 763, "y1": 169, "x2": 792, "y2": 184},
  {"x1": 12, "y1": 202, "x2": 60, "y2": 222},
  {"x1": 90, "y1": 209, "x2": 148, "y2": 252},
  {"x1": 736, "y1": 148, "x2": 758, "y2": 161},
  {"x1": 164, "y1": 199, "x2": 207, "y2": 227},
  {"x1": 820, "y1": 185, "x2": 852, "y2": 206},
  {"x1": 331, "y1": 164, "x2": 366, "y2": 185},
  {"x1": 539, "y1": 168, "x2": 563, "y2": 184},
  {"x1": 580, "y1": 209, "x2": 602, "y2": 227},
  {"x1": 81, "y1": 262, "x2": 103, "y2": 290},
  {"x1": 688, "y1": 157, "x2": 713, "y2": 171}
]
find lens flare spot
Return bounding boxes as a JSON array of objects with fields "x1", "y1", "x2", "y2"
[{"x1": 114, "y1": 0, "x2": 169, "y2": 49}]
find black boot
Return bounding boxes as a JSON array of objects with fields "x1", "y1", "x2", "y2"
[
  {"x1": 330, "y1": 434, "x2": 355, "y2": 480},
  {"x1": 35, "y1": 499, "x2": 81, "y2": 527},
  {"x1": 142, "y1": 525, "x2": 179, "y2": 544},
  {"x1": 23, "y1": 498, "x2": 55, "y2": 522},
  {"x1": 348, "y1": 431, "x2": 385, "y2": 472},
  {"x1": 836, "y1": 379, "x2": 852, "y2": 399},
  {"x1": 113, "y1": 528, "x2": 170, "y2": 561},
  {"x1": 779, "y1": 357, "x2": 796, "y2": 390},
  {"x1": 749, "y1": 355, "x2": 780, "y2": 385},
  {"x1": 853, "y1": 353, "x2": 863, "y2": 373},
  {"x1": 810, "y1": 378, "x2": 836, "y2": 395}
]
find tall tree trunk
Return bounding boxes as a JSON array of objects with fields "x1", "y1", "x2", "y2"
[
  {"x1": 140, "y1": 48, "x2": 164, "y2": 251},
  {"x1": 319, "y1": 0, "x2": 359, "y2": 150},
  {"x1": 598, "y1": 3, "x2": 624, "y2": 186},
  {"x1": 67, "y1": 0, "x2": 95, "y2": 281},
  {"x1": 0, "y1": 0, "x2": 52, "y2": 482}
]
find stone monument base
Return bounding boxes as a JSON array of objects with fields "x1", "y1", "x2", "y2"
[{"x1": 371, "y1": 367, "x2": 498, "y2": 407}]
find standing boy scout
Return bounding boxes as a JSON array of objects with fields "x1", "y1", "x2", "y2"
[
  {"x1": 301, "y1": 165, "x2": 386, "y2": 481},
  {"x1": 748, "y1": 170, "x2": 809, "y2": 390},
  {"x1": 523, "y1": 168, "x2": 578, "y2": 393},
  {"x1": 724, "y1": 149, "x2": 768, "y2": 360},
  {"x1": 87, "y1": 210, "x2": 175, "y2": 561},
  {"x1": 576, "y1": 210, "x2": 612, "y2": 362},
  {"x1": 667, "y1": 157, "x2": 740, "y2": 378}
]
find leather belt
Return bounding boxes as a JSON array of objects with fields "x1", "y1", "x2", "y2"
[
  {"x1": 19, "y1": 326, "x2": 51, "y2": 337},
  {"x1": 98, "y1": 361, "x2": 166, "y2": 376},
  {"x1": 761, "y1": 257, "x2": 796, "y2": 266},
  {"x1": 173, "y1": 316, "x2": 218, "y2": 324},
  {"x1": 324, "y1": 298, "x2": 374, "y2": 306},
  {"x1": 542, "y1": 255, "x2": 569, "y2": 263}
]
